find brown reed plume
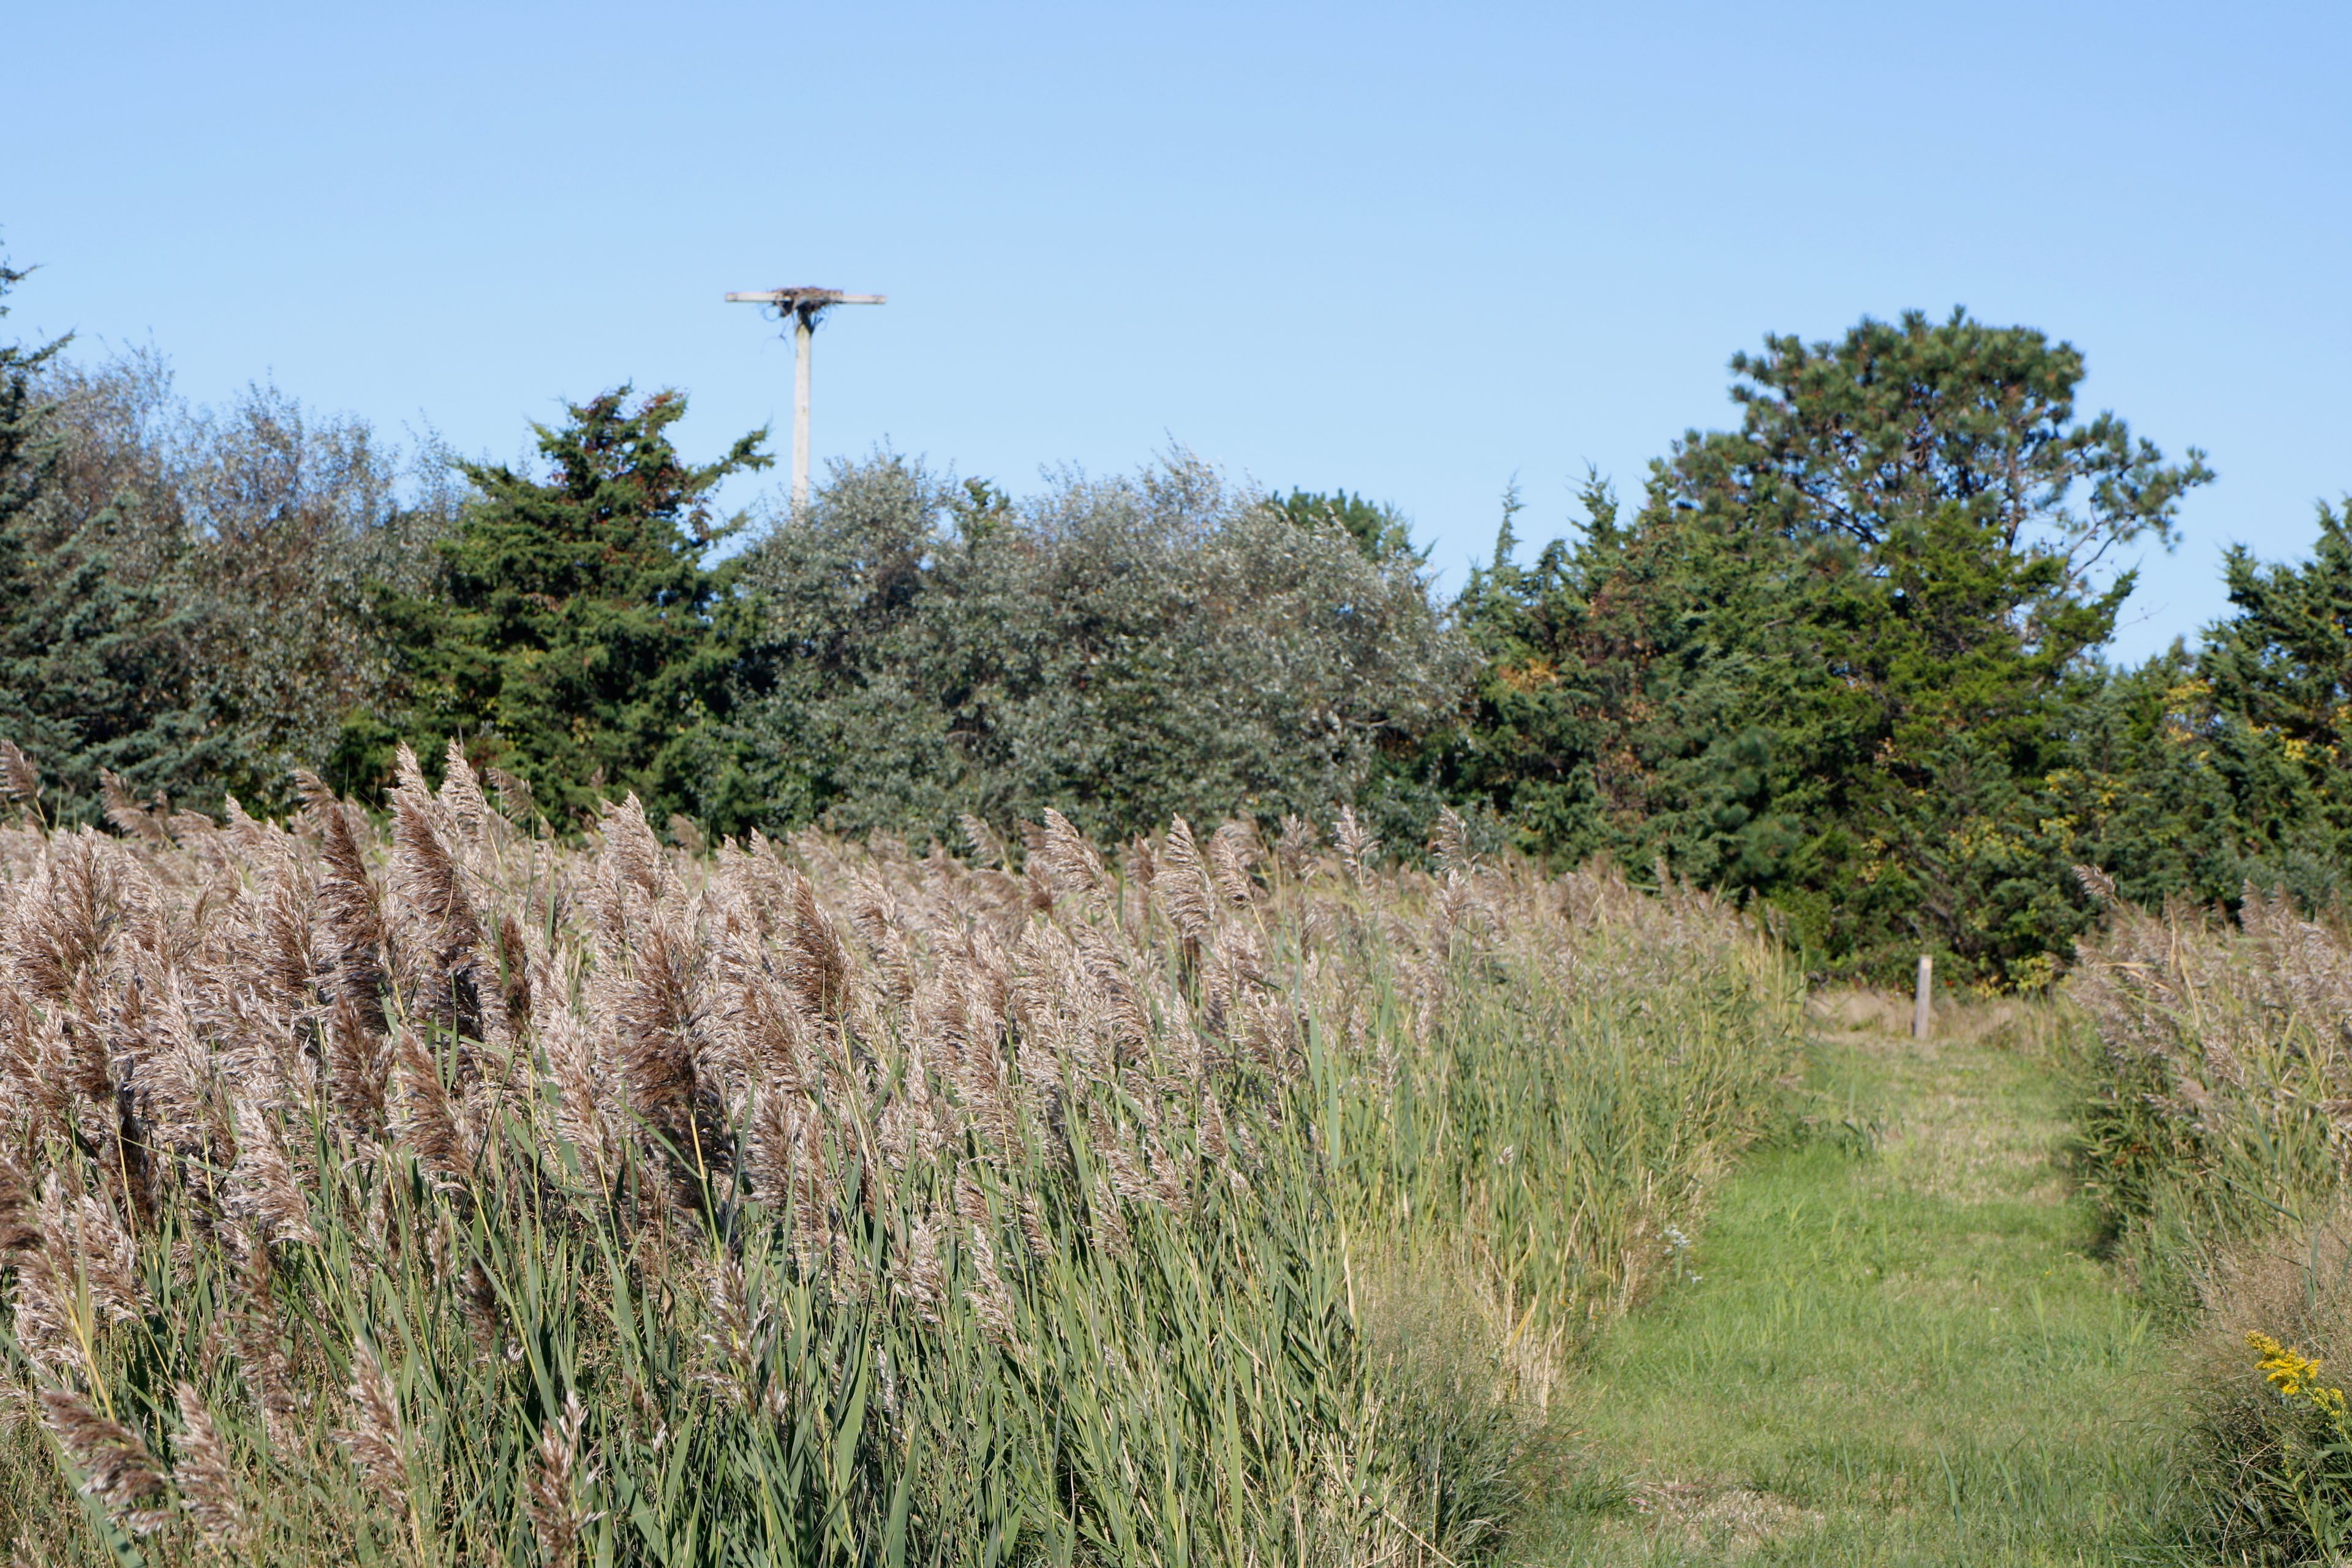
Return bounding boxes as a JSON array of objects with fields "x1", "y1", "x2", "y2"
[
  {"x1": 0, "y1": 741, "x2": 41, "y2": 827},
  {"x1": 42, "y1": 1389, "x2": 173, "y2": 1537},
  {"x1": 172, "y1": 1380, "x2": 249, "y2": 1555},
  {"x1": 527, "y1": 1390, "x2": 597, "y2": 1566},
  {"x1": 339, "y1": 1338, "x2": 410, "y2": 1510}
]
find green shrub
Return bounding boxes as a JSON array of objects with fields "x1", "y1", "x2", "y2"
[{"x1": 728, "y1": 453, "x2": 1474, "y2": 848}]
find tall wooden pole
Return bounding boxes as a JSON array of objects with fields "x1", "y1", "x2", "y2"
[{"x1": 793, "y1": 314, "x2": 814, "y2": 513}]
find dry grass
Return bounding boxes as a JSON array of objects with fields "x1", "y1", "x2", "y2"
[
  {"x1": 2068, "y1": 872, "x2": 2352, "y2": 1300},
  {"x1": 0, "y1": 742, "x2": 1799, "y2": 1565}
]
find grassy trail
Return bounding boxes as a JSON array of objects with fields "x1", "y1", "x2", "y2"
[{"x1": 1527, "y1": 998, "x2": 2177, "y2": 1566}]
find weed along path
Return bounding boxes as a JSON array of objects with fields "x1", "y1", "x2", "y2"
[{"x1": 1532, "y1": 998, "x2": 2175, "y2": 1566}]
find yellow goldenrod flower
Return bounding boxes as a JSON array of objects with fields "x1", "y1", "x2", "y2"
[{"x1": 2248, "y1": 1330, "x2": 2351, "y2": 1420}]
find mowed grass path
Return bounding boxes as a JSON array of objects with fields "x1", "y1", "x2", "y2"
[{"x1": 1525, "y1": 998, "x2": 2177, "y2": 1566}]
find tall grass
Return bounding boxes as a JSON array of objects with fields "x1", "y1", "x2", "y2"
[
  {"x1": 0, "y1": 740, "x2": 1798, "y2": 1565},
  {"x1": 2069, "y1": 870, "x2": 2352, "y2": 1559},
  {"x1": 2068, "y1": 870, "x2": 2352, "y2": 1303}
]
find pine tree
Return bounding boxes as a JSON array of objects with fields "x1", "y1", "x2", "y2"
[
  {"x1": 1455, "y1": 311, "x2": 2214, "y2": 983},
  {"x1": 361, "y1": 388, "x2": 768, "y2": 827}
]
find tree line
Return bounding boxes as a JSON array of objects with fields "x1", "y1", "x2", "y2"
[{"x1": 4, "y1": 257, "x2": 2345, "y2": 986}]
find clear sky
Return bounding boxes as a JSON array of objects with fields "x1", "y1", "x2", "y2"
[{"x1": 7, "y1": 1, "x2": 2345, "y2": 660}]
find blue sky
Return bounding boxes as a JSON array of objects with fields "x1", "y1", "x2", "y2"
[{"x1": 7, "y1": 1, "x2": 2345, "y2": 660}]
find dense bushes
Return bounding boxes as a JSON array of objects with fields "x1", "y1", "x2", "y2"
[
  {"x1": 0, "y1": 341, "x2": 454, "y2": 826},
  {"x1": 727, "y1": 453, "x2": 1469, "y2": 846}
]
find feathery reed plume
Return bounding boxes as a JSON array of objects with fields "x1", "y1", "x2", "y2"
[
  {"x1": 253, "y1": 872, "x2": 320, "y2": 1023},
  {"x1": 596, "y1": 794, "x2": 665, "y2": 912},
  {"x1": 2072, "y1": 863, "x2": 2119, "y2": 907},
  {"x1": 613, "y1": 914, "x2": 707, "y2": 1167},
  {"x1": 0, "y1": 737, "x2": 41, "y2": 823},
  {"x1": 42, "y1": 1390, "x2": 174, "y2": 1536},
  {"x1": 458, "y1": 1257, "x2": 501, "y2": 1357},
  {"x1": 959, "y1": 813, "x2": 1008, "y2": 870},
  {"x1": 485, "y1": 766, "x2": 538, "y2": 830},
  {"x1": 1087, "y1": 1173, "x2": 1132, "y2": 1259},
  {"x1": 1430, "y1": 805, "x2": 1473, "y2": 878},
  {"x1": 296, "y1": 770, "x2": 388, "y2": 1024},
  {"x1": 542, "y1": 1009, "x2": 622, "y2": 1183},
  {"x1": 494, "y1": 912, "x2": 536, "y2": 1034},
  {"x1": 899, "y1": 1214, "x2": 946, "y2": 1324},
  {"x1": 14, "y1": 830, "x2": 112, "y2": 1020},
  {"x1": 1153, "y1": 817, "x2": 1215, "y2": 944},
  {"x1": 9, "y1": 1247, "x2": 82, "y2": 1376},
  {"x1": 699, "y1": 1256, "x2": 761, "y2": 1396},
  {"x1": 390, "y1": 755, "x2": 488, "y2": 1034},
  {"x1": 0, "y1": 1142, "x2": 37, "y2": 1255},
  {"x1": 391, "y1": 1030, "x2": 471, "y2": 1191},
  {"x1": 437, "y1": 739, "x2": 491, "y2": 842},
  {"x1": 527, "y1": 1390, "x2": 597, "y2": 1566},
  {"x1": 1037, "y1": 809, "x2": 1106, "y2": 900},
  {"x1": 1072, "y1": 924, "x2": 1152, "y2": 1060},
  {"x1": 173, "y1": 1380, "x2": 250, "y2": 1555},
  {"x1": 967, "y1": 1224, "x2": 1019, "y2": 1350},
  {"x1": 229, "y1": 1098, "x2": 322, "y2": 1246},
  {"x1": 1088, "y1": 1101, "x2": 1155, "y2": 1207},
  {"x1": 340, "y1": 1338, "x2": 410, "y2": 1509},
  {"x1": 325, "y1": 992, "x2": 391, "y2": 1133},
  {"x1": 49, "y1": 1175, "x2": 146, "y2": 1324},
  {"x1": 785, "y1": 876, "x2": 850, "y2": 1019},
  {"x1": 99, "y1": 769, "x2": 172, "y2": 845},
  {"x1": 1274, "y1": 813, "x2": 1319, "y2": 881},
  {"x1": 745, "y1": 1082, "x2": 796, "y2": 1207},
  {"x1": 1333, "y1": 806, "x2": 1379, "y2": 884},
  {"x1": 1017, "y1": 1188, "x2": 1054, "y2": 1261},
  {"x1": 1207, "y1": 820, "x2": 1259, "y2": 910}
]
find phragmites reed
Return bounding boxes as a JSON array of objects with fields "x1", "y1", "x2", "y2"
[
  {"x1": 0, "y1": 741, "x2": 40, "y2": 823},
  {"x1": 2071, "y1": 867, "x2": 2352, "y2": 1296},
  {"x1": 526, "y1": 1390, "x2": 595, "y2": 1566},
  {"x1": 0, "y1": 734, "x2": 1796, "y2": 1565},
  {"x1": 172, "y1": 1381, "x2": 249, "y2": 1555},
  {"x1": 42, "y1": 1389, "x2": 174, "y2": 1536},
  {"x1": 339, "y1": 1339, "x2": 410, "y2": 1509}
]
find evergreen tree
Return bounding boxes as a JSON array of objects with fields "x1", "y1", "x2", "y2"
[
  {"x1": 2202, "y1": 501, "x2": 2352, "y2": 748},
  {"x1": 361, "y1": 388, "x2": 767, "y2": 827},
  {"x1": 0, "y1": 254, "x2": 54, "y2": 543},
  {"x1": 2162, "y1": 499, "x2": 2352, "y2": 906},
  {"x1": 1455, "y1": 311, "x2": 2213, "y2": 983}
]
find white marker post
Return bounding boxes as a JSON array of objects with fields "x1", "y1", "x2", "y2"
[
  {"x1": 1913, "y1": 954, "x2": 1933, "y2": 1040},
  {"x1": 724, "y1": 287, "x2": 886, "y2": 513}
]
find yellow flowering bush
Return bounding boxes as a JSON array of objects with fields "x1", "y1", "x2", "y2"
[{"x1": 2248, "y1": 1331, "x2": 2351, "y2": 1421}]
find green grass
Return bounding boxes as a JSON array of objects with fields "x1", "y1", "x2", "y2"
[{"x1": 1524, "y1": 1000, "x2": 2178, "y2": 1566}]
